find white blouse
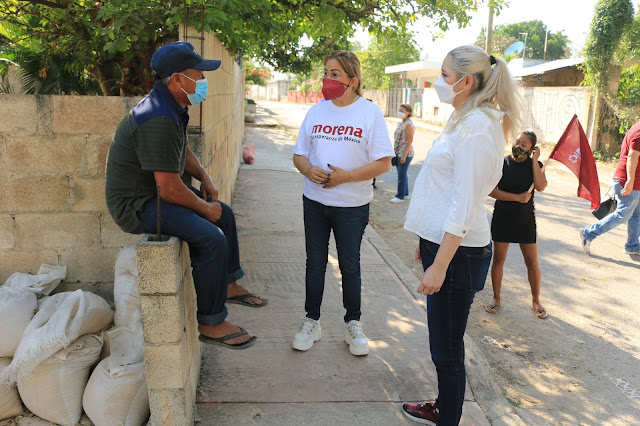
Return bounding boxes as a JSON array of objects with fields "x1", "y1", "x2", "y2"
[{"x1": 404, "y1": 109, "x2": 506, "y2": 247}]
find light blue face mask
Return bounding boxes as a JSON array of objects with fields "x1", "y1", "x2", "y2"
[{"x1": 180, "y1": 73, "x2": 208, "y2": 105}]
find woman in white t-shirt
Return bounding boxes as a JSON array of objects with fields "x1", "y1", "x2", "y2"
[
  {"x1": 292, "y1": 50, "x2": 394, "y2": 356},
  {"x1": 401, "y1": 45, "x2": 521, "y2": 425}
]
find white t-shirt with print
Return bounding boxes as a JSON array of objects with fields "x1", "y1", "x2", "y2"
[{"x1": 293, "y1": 97, "x2": 394, "y2": 207}]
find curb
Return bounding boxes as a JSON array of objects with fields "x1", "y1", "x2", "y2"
[{"x1": 363, "y1": 226, "x2": 536, "y2": 425}]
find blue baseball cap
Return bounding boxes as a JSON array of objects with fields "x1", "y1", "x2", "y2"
[{"x1": 151, "y1": 41, "x2": 221, "y2": 79}]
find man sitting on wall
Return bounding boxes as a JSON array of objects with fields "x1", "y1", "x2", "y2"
[{"x1": 105, "y1": 41, "x2": 267, "y2": 350}]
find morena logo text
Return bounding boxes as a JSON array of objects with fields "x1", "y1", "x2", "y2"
[{"x1": 311, "y1": 124, "x2": 363, "y2": 138}]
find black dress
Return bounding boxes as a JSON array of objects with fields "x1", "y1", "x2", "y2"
[{"x1": 491, "y1": 156, "x2": 542, "y2": 244}]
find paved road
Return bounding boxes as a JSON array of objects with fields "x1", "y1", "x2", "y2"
[{"x1": 258, "y1": 100, "x2": 640, "y2": 425}]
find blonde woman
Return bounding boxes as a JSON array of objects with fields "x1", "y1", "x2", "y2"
[
  {"x1": 402, "y1": 45, "x2": 521, "y2": 425},
  {"x1": 292, "y1": 51, "x2": 394, "y2": 356}
]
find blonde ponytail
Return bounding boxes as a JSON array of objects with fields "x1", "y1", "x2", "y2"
[{"x1": 445, "y1": 45, "x2": 522, "y2": 140}]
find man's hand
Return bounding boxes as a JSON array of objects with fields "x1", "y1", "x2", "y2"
[
  {"x1": 323, "y1": 164, "x2": 351, "y2": 188},
  {"x1": 306, "y1": 166, "x2": 329, "y2": 185},
  {"x1": 622, "y1": 181, "x2": 634, "y2": 196},
  {"x1": 417, "y1": 264, "x2": 446, "y2": 295},
  {"x1": 516, "y1": 192, "x2": 532, "y2": 203},
  {"x1": 203, "y1": 201, "x2": 222, "y2": 223},
  {"x1": 400, "y1": 155, "x2": 407, "y2": 164},
  {"x1": 200, "y1": 174, "x2": 219, "y2": 202}
]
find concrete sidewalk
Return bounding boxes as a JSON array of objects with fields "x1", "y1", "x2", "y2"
[{"x1": 194, "y1": 125, "x2": 493, "y2": 425}]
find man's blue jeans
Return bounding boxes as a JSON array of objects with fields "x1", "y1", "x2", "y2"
[
  {"x1": 395, "y1": 156, "x2": 413, "y2": 199},
  {"x1": 582, "y1": 179, "x2": 640, "y2": 251},
  {"x1": 303, "y1": 196, "x2": 369, "y2": 323},
  {"x1": 133, "y1": 186, "x2": 244, "y2": 326},
  {"x1": 419, "y1": 238, "x2": 492, "y2": 426}
]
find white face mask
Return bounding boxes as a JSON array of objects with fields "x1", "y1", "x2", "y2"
[
  {"x1": 398, "y1": 110, "x2": 406, "y2": 119},
  {"x1": 433, "y1": 75, "x2": 465, "y2": 104}
]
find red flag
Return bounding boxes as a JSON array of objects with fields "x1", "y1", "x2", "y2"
[{"x1": 549, "y1": 115, "x2": 601, "y2": 208}]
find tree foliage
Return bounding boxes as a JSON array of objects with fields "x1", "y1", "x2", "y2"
[
  {"x1": 0, "y1": 0, "x2": 507, "y2": 96},
  {"x1": 358, "y1": 27, "x2": 421, "y2": 90},
  {"x1": 243, "y1": 60, "x2": 271, "y2": 87},
  {"x1": 477, "y1": 20, "x2": 571, "y2": 60},
  {"x1": 582, "y1": 0, "x2": 634, "y2": 92}
]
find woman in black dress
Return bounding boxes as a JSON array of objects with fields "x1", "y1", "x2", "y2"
[{"x1": 485, "y1": 130, "x2": 549, "y2": 319}]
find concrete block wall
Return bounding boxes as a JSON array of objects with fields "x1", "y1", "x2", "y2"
[
  {"x1": 183, "y1": 26, "x2": 245, "y2": 205},
  {"x1": 0, "y1": 94, "x2": 141, "y2": 284},
  {"x1": 137, "y1": 236, "x2": 201, "y2": 425},
  {"x1": 0, "y1": 29, "x2": 245, "y2": 285}
]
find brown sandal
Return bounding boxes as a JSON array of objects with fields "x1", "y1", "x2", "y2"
[{"x1": 485, "y1": 303, "x2": 500, "y2": 314}]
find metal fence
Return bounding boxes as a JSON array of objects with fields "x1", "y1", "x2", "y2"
[{"x1": 387, "y1": 88, "x2": 424, "y2": 116}]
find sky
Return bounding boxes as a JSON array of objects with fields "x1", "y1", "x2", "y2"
[{"x1": 353, "y1": 0, "x2": 639, "y2": 61}]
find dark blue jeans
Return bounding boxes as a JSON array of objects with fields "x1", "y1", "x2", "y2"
[
  {"x1": 419, "y1": 238, "x2": 492, "y2": 425},
  {"x1": 133, "y1": 187, "x2": 244, "y2": 326},
  {"x1": 395, "y1": 156, "x2": 413, "y2": 199},
  {"x1": 303, "y1": 196, "x2": 369, "y2": 323}
]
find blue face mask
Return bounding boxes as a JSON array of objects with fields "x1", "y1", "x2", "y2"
[{"x1": 180, "y1": 73, "x2": 208, "y2": 105}]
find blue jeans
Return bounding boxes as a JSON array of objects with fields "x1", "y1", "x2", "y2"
[
  {"x1": 419, "y1": 238, "x2": 492, "y2": 426},
  {"x1": 582, "y1": 180, "x2": 640, "y2": 251},
  {"x1": 303, "y1": 196, "x2": 369, "y2": 322},
  {"x1": 395, "y1": 156, "x2": 413, "y2": 199},
  {"x1": 133, "y1": 186, "x2": 244, "y2": 326}
]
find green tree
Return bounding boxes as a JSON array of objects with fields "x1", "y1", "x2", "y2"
[
  {"x1": 0, "y1": 0, "x2": 508, "y2": 95},
  {"x1": 582, "y1": 0, "x2": 634, "y2": 91},
  {"x1": 243, "y1": 60, "x2": 271, "y2": 87},
  {"x1": 477, "y1": 20, "x2": 571, "y2": 60},
  {"x1": 358, "y1": 27, "x2": 421, "y2": 90}
]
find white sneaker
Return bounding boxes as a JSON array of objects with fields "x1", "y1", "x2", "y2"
[
  {"x1": 292, "y1": 317, "x2": 321, "y2": 351},
  {"x1": 579, "y1": 229, "x2": 591, "y2": 254},
  {"x1": 390, "y1": 197, "x2": 405, "y2": 203},
  {"x1": 344, "y1": 320, "x2": 369, "y2": 356}
]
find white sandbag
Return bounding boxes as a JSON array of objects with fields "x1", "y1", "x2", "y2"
[
  {"x1": 83, "y1": 358, "x2": 149, "y2": 426},
  {"x1": 107, "y1": 326, "x2": 144, "y2": 369},
  {"x1": 18, "y1": 334, "x2": 102, "y2": 425},
  {"x1": 0, "y1": 287, "x2": 37, "y2": 357},
  {"x1": 113, "y1": 246, "x2": 141, "y2": 329},
  {"x1": 3, "y1": 264, "x2": 67, "y2": 297},
  {"x1": 0, "y1": 290, "x2": 113, "y2": 385},
  {"x1": 0, "y1": 358, "x2": 22, "y2": 420}
]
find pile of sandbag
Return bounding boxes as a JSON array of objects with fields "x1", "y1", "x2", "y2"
[
  {"x1": 0, "y1": 247, "x2": 150, "y2": 425},
  {"x1": 83, "y1": 246, "x2": 150, "y2": 426}
]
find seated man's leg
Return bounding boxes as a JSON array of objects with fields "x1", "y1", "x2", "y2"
[
  {"x1": 214, "y1": 200, "x2": 268, "y2": 306},
  {"x1": 138, "y1": 197, "x2": 254, "y2": 346}
]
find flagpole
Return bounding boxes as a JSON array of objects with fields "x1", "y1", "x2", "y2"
[{"x1": 527, "y1": 157, "x2": 551, "y2": 193}]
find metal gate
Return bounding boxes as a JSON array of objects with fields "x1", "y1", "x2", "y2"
[{"x1": 387, "y1": 88, "x2": 424, "y2": 117}]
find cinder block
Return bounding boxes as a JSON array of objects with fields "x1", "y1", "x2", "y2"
[
  {"x1": 0, "y1": 95, "x2": 38, "y2": 134},
  {"x1": 4, "y1": 134, "x2": 86, "y2": 175},
  {"x1": 69, "y1": 176, "x2": 107, "y2": 212},
  {"x1": 86, "y1": 134, "x2": 112, "y2": 175},
  {"x1": 0, "y1": 215, "x2": 15, "y2": 249},
  {"x1": 147, "y1": 388, "x2": 193, "y2": 426},
  {"x1": 16, "y1": 213, "x2": 100, "y2": 249},
  {"x1": 100, "y1": 215, "x2": 139, "y2": 248},
  {"x1": 0, "y1": 249, "x2": 59, "y2": 283},
  {"x1": 0, "y1": 175, "x2": 70, "y2": 212},
  {"x1": 137, "y1": 236, "x2": 182, "y2": 295},
  {"x1": 143, "y1": 335, "x2": 189, "y2": 390},
  {"x1": 59, "y1": 246, "x2": 120, "y2": 283},
  {"x1": 140, "y1": 290, "x2": 186, "y2": 344},
  {"x1": 51, "y1": 96, "x2": 139, "y2": 134}
]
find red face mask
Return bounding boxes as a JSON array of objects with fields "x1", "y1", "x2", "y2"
[{"x1": 322, "y1": 78, "x2": 350, "y2": 100}]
